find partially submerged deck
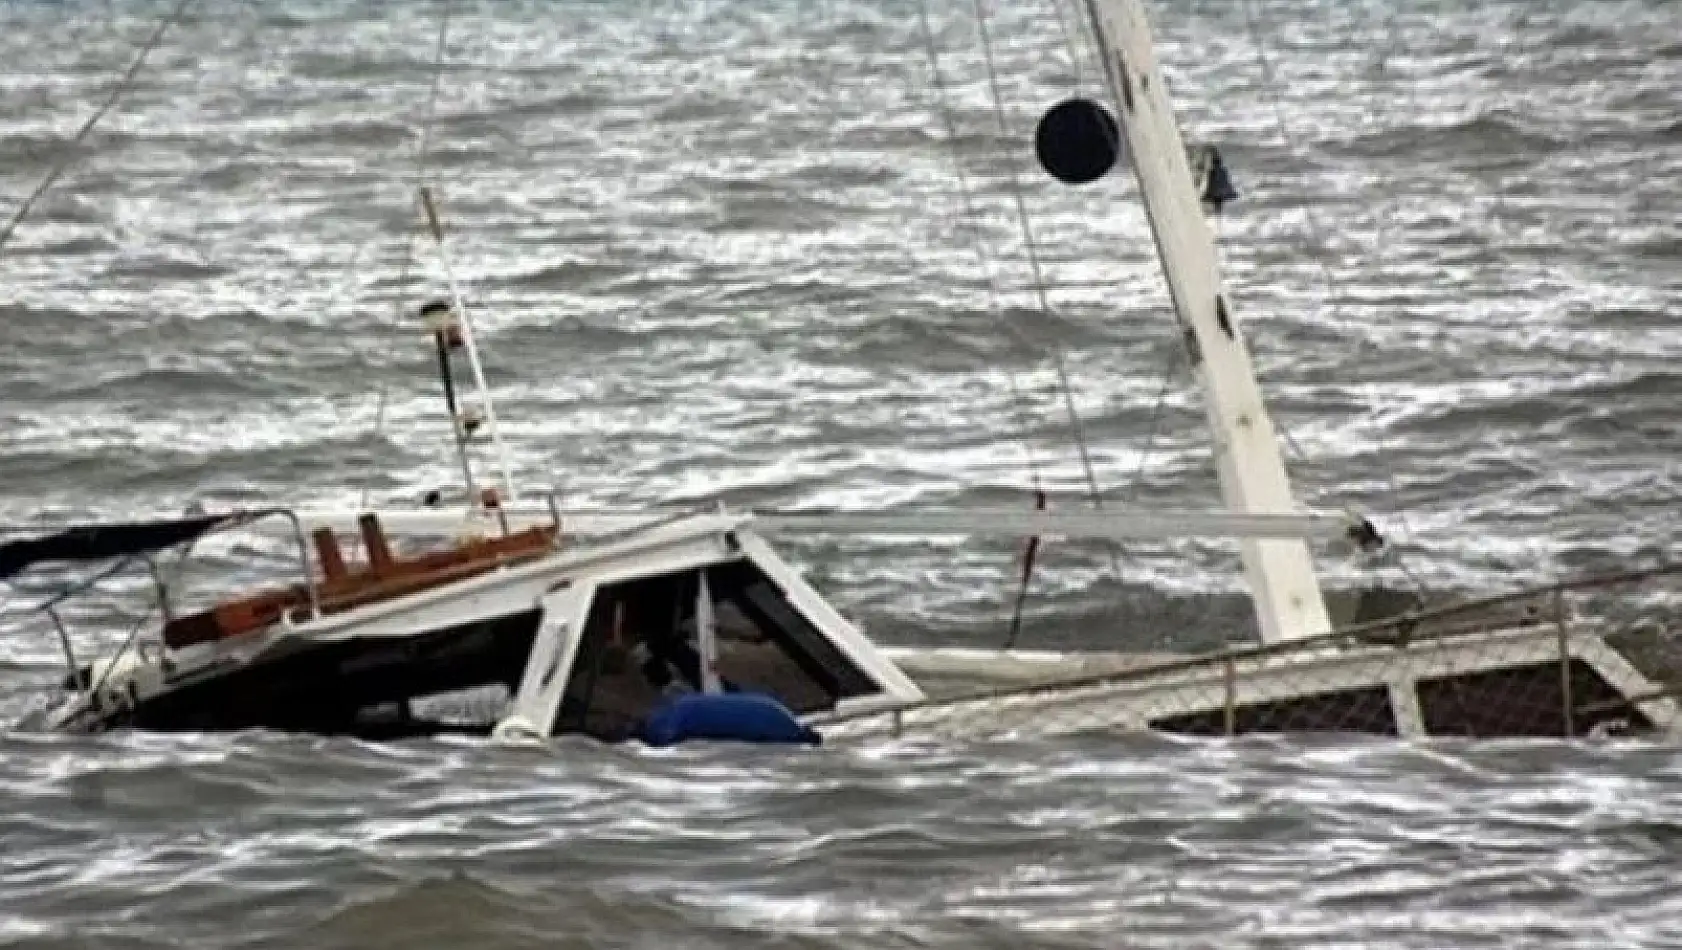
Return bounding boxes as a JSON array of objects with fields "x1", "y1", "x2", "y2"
[{"x1": 820, "y1": 567, "x2": 1682, "y2": 743}]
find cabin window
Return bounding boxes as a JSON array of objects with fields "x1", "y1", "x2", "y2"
[
  {"x1": 553, "y1": 559, "x2": 881, "y2": 742},
  {"x1": 1149, "y1": 684, "x2": 1398, "y2": 736},
  {"x1": 1414, "y1": 660, "x2": 1651, "y2": 738}
]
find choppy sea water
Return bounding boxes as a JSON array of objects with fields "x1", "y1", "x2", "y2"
[{"x1": 0, "y1": 0, "x2": 1679, "y2": 946}]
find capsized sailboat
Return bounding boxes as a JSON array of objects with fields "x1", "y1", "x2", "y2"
[
  {"x1": 9, "y1": 0, "x2": 1680, "y2": 744},
  {"x1": 6, "y1": 495, "x2": 1381, "y2": 741}
]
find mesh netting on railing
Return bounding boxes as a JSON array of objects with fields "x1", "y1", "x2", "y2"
[{"x1": 818, "y1": 565, "x2": 1682, "y2": 744}]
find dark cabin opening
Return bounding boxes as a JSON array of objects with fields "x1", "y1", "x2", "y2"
[{"x1": 554, "y1": 559, "x2": 881, "y2": 742}]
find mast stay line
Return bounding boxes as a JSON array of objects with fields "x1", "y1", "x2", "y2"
[{"x1": 281, "y1": 506, "x2": 1378, "y2": 546}]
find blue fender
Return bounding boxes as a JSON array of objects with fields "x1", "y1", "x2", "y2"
[{"x1": 638, "y1": 692, "x2": 821, "y2": 747}]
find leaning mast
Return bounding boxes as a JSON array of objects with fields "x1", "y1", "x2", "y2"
[{"x1": 1080, "y1": 0, "x2": 1334, "y2": 643}]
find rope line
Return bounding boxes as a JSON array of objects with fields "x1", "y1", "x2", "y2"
[
  {"x1": 1235, "y1": 0, "x2": 1426, "y2": 592},
  {"x1": 0, "y1": 0, "x2": 195, "y2": 254},
  {"x1": 356, "y1": 0, "x2": 456, "y2": 518},
  {"x1": 1120, "y1": 344, "x2": 1183, "y2": 506},
  {"x1": 967, "y1": 0, "x2": 1123, "y2": 583},
  {"x1": 911, "y1": 2, "x2": 1047, "y2": 492},
  {"x1": 911, "y1": 0, "x2": 1059, "y2": 646}
]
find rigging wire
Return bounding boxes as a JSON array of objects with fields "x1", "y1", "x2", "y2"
[
  {"x1": 810, "y1": 0, "x2": 843, "y2": 96},
  {"x1": 1351, "y1": 6, "x2": 1677, "y2": 580},
  {"x1": 0, "y1": 0, "x2": 195, "y2": 254},
  {"x1": 1233, "y1": 0, "x2": 1428, "y2": 595},
  {"x1": 910, "y1": 0, "x2": 1056, "y2": 646},
  {"x1": 352, "y1": 0, "x2": 457, "y2": 518},
  {"x1": 410, "y1": 0, "x2": 455, "y2": 192},
  {"x1": 1040, "y1": 0, "x2": 1090, "y2": 89},
  {"x1": 1049, "y1": 0, "x2": 1193, "y2": 578},
  {"x1": 910, "y1": 5, "x2": 1048, "y2": 483},
  {"x1": 88, "y1": 568, "x2": 170, "y2": 697},
  {"x1": 836, "y1": 5, "x2": 1049, "y2": 497},
  {"x1": 1119, "y1": 344, "x2": 1184, "y2": 506},
  {"x1": 965, "y1": 0, "x2": 1125, "y2": 583},
  {"x1": 1234, "y1": 0, "x2": 1361, "y2": 365}
]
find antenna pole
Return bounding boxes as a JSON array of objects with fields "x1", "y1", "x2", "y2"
[{"x1": 417, "y1": 186, "x2": 520, "y2": 509}]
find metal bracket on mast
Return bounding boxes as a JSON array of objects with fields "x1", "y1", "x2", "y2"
[{"x1": 1079, "y1": 0, "x2": 1334, "y2": 643}]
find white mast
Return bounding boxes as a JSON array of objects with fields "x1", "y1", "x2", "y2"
[{"x1": 1082, "y1": 0, "x2": 1332, "y2": 643}]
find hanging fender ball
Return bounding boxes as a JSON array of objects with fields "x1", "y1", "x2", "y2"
[
  {"x1": 639, "y1": 692, "x2": 820, "y2": 747},
  {"x1": 1035, "y1": 98, "x2": 1119, "y2": 185}
]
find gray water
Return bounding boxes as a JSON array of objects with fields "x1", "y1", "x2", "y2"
[{"x1": 1, "y1": 0, "x2": 1680, "y2": 946}]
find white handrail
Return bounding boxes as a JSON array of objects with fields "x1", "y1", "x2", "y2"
[{"x1": 281, "y1": 504, "x2": 1371, "y2": 545}]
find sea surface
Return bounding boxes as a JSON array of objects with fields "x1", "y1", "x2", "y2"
[{"x1": 1, "y1": 0, "x2": 1680, "y2": 946}]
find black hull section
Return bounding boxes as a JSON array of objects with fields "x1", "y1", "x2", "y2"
[{"x1": 103, "y1": 610, "x2": 544, "y2": 740}]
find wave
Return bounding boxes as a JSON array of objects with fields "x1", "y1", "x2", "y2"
[{"x1": 1330, "y1": 111, "x2": 1565, "y2": 162}]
